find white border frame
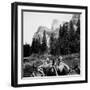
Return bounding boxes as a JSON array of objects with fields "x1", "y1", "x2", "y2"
[{"x1": 17, "y1": 5, "x2": 86, "y2": 85}]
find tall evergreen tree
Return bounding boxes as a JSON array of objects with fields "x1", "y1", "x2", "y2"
[
  {"x1": 31, "y1": 38, "x2": 36, "y2": 53},
  {"x1": 41, "y1": 30, "x2": 47, "y2": 53},
  {"x1": 50, "y1": 33, "x2": 59, "y2": 55},
  {"x1": 69, "y1": 20, "x2": 78, "y2": 53},
  {"x1": 75, "y1": 19, "x2": 80, "y2": 53},
  {"x1": 76, "y1": 19, "x2": 80, "y2": 39},
  {"x1": 24, "y1": 44, "x2": 31, "y2": 57},
  {"x1": 50, "y1": 33, "x2": 55, "y2": 55},
  {"x1": 63, "y1": 22, "x2": 71, "y2": 54},
  {"x1": 57, "y1": 25, "x2": 62, "y2": 55},
  {"x1": 31, "y1": 37, "x2": 41, "y2": 54},
  {"x1": 58, "y1": 23, "x2": 71, "y2": 55}
]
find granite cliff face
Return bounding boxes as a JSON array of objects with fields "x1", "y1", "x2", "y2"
[{"x1": 33, "y1": 26, "x2": 59, "y2": 47}]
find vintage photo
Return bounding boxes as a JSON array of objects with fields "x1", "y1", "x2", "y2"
[
  {"x1": 22, "y1": 11, "x2": 80, "y2": 78},
  {"x1": 11, "y1": 2, "x2": 87, "y2": 87}
]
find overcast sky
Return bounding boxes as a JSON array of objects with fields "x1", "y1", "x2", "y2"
[{"x1": 23, "y1": 11, "x2": 73, "y2": 45}]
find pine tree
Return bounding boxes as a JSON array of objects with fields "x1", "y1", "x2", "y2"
[
  {"x1": 75, "y1": 19, "x2": 80, "y2": 53},
  {"x1": 41, "y1": 30, "x2": 47, "y2": 53},
  {"x1": 76, "y1": 19, "x2": 80, "y2": 39},
  {"x1": 31, "y1": 38, "x2": 36, "y2": 53},
  {"x1": 50, "y1": 33, "x2": 55, "y2": 55},
  {"x1": 31, "y1": 37, "x2": 41, "y2": 54},
  {"x1": 59, "y1": 23, "x2": 71, "y2": 55},
  {"x1": 63, "y1": 23, "x2": 70, "y2": 54},
  {"x1": 49, "y1": 33, "x2": 59, "y2": 55},
  {"x1": 24, "y1": 44, "x2": 31, "y2": 57},
  {"x1": 69, "y1": 20, "x2": 77, "y2": 53},
  {"x1": 57, "y1": 25, "x2": 62, "y2": 55}
]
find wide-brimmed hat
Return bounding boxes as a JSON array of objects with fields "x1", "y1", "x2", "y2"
[{"x1": 59, "y1": 56, "x2": 63, "y2": 60}]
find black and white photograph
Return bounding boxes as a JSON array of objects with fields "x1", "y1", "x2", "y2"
[
  {"x1": 23, "y1": 12, "x2": 80, "y2": 77},
  {"x1": 11, "y1": 2, "x2": 87, "y2": 87}
]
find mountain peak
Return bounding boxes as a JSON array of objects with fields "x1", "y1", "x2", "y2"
[{"x1": 33, "y1": 25, "x2": 60, "y2": 47}]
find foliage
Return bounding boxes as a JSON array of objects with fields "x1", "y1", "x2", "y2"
[
  {"x1": 31, "y1": 37, "x2": 41, "y2": 54},
  {"x1": 41, "y1": 30, "x2": 47, "y2": 53},
  {"x1": 49, "y1": 19, "x2": 80, "y2": 55},
  {"x1": 23, "y1": 44, "x2": 31, "y2": 57}
]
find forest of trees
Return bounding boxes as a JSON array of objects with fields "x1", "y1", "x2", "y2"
[
  {"x1": 23, "y1": 19, "x2": 80, "y2": 57},
  {"x1": 23, "y1": 30, "x2": 47, "y2": 57}
]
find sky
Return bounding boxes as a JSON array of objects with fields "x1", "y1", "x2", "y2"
[{"x1": 23, "y1": 11, "x2": 73, "y2": 45}]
